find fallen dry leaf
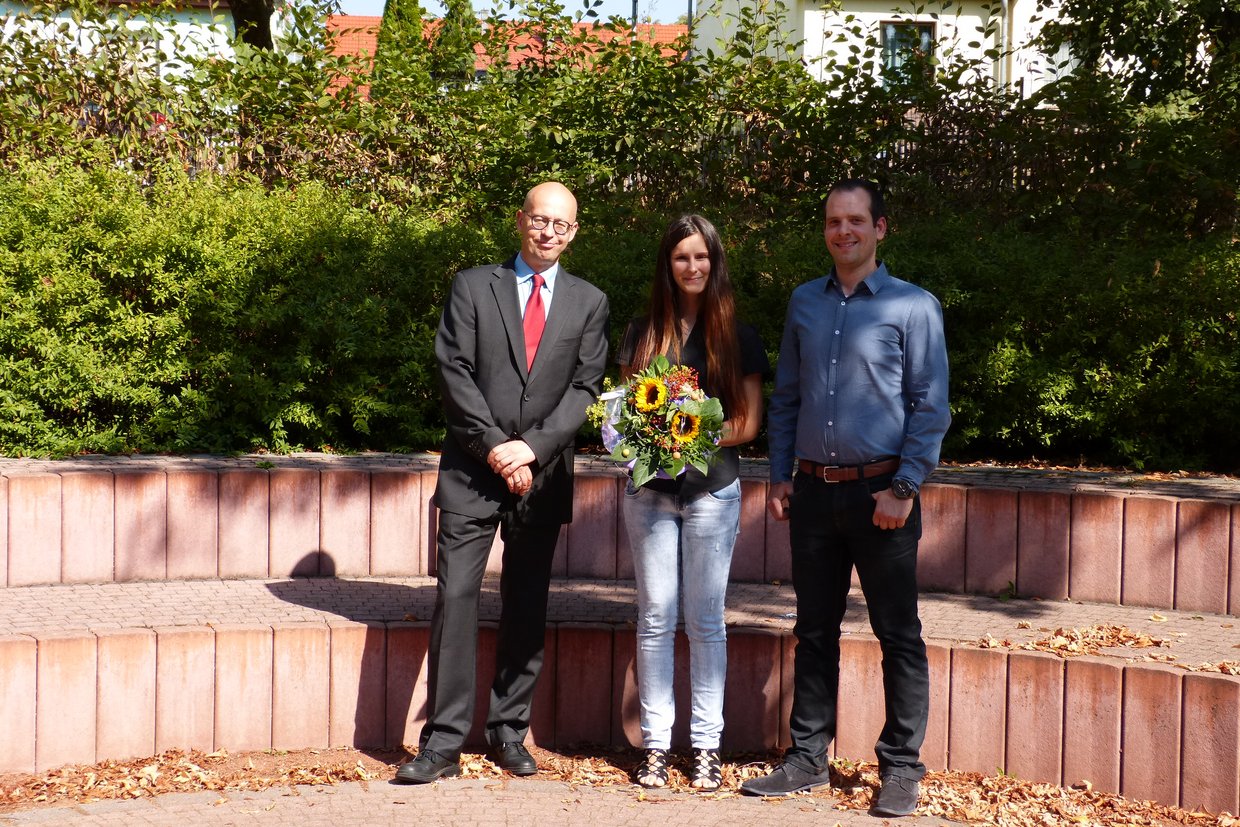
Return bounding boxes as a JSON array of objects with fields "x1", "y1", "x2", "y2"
[
  {"x1": 1184, "y1": 661, "x2": 1240, "y2": 675},
  {"x1": 977, "y1": 624, "x2": 1171, "y2": 660},
  {"x1": 1, "y1": 745, "x2": 1236, "y2": 827}
]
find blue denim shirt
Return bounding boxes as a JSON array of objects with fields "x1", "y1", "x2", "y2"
[{"x1": 767, "y1": 262, "x2": 951, "y2": 488}]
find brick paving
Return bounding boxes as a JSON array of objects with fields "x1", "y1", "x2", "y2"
[
  {"x1": 0, "y1": 778, "x2": 957, "y2": 826},
  {"x1": 2, "y1": 575, "x2": 1236, "y2": 669}
]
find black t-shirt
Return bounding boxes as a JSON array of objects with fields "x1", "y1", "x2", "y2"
[{"x1": 617, "y1": 317, "x2": 770, "y2": 497}]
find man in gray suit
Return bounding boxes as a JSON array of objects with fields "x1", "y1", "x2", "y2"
[{"x1": 396, "y1": 182, "x2": 609, "y2": 783}]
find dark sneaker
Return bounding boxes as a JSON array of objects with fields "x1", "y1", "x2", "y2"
[
  {"x1": 739, "y1": 762, "x2": 831, "y2": 796},
  {"x1": 394, "y1": 750, "x2": 460, "y2": 783},
  {"x1": 872, "y1": 774, "x2": 920, "y2": 816}
]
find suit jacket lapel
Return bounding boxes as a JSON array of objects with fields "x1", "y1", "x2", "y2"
[{"x1": 490, "y1": 261, "x2": 526, "y2": 377}]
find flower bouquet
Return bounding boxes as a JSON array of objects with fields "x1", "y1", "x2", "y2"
[{"x1": 597, "y1": 355, "x2": 725, "y2": 488}]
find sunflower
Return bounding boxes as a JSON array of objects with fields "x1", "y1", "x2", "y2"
[
  {"x1": 670, "y1": 411, "x2": 701, "y2": 443},
  {"x1": 633, "y1": 378, "x2": 668, "y2": 412}
]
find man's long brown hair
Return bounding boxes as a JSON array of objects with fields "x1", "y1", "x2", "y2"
[{"x1": 629, "y1": 214, "x2": 747, "y2": 423}]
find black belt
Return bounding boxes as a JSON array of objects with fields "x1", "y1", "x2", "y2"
[{"x1": 797, "y1": 457, "x2": 899, "y2": 483}]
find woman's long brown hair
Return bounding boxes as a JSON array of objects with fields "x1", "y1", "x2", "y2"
[{"x1": 630, "y1": 214, "x2": 747, "y2": 423}]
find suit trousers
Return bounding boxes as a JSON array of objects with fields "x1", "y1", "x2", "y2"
[
  {"x1": 783, "y1": 471, "x2": 929, "y2": 782},
  {"x1": 419, "y1": 507, "x2": 561, "y2": 758}
]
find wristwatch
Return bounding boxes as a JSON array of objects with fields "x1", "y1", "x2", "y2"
[{"x1": 890, "y1": 478, "x2": 918, "y2": 500}]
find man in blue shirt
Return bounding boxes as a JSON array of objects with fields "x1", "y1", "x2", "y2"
[{"x1": 740, "y1": 180, "x2": 950, "y2": 817}]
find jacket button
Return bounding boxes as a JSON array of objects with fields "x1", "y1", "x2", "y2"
[{"x1": 523, "y1": 395, "x2": 530, "y2": 402}]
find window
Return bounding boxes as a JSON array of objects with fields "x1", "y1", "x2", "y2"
[{"x1": 881, "y1": 21, "x2": 934, "y2": 84}]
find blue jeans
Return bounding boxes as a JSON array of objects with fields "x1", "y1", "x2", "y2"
[{"x1": 622, "y1": 477, "x2": 741, "y2": 749}]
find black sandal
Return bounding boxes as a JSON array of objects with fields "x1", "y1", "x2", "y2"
[
  {"x1": 636, "y1": 748, "x2": 669, "y2": 788},
  {"x1": 689, "y1": 748, "x2": 722, "y2": 791}
]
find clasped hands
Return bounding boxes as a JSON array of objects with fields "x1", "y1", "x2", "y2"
[{"x1": 487, "y1": 440, "x2": 537, "y2": 495}]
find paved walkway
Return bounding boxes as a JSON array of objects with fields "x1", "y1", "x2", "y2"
[
  {"x1": 5, "y1": 576, "x2": 1234, "y2": 826},
  {"x1": 0, "y1": 777, "x2": 957, "y2": 826},
  {"x1": 2, "y1": 576, "x2": 1236, "y2": 667}
]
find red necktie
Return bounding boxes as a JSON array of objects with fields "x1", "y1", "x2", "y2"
[{"x1": 523, "y1": 272, "x2": 546, "y2": 371}]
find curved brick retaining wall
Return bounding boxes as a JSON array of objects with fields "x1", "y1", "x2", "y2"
[
  {"x1": 1, "y1": 454, "x2": 1237, "y2": 614},
  {"x1": 1, "y1": 455, "x2": 1237, "y2": 815}
]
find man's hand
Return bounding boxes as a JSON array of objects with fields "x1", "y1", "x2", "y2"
[
  {"x1": 767, "y1": 481, "x2": 793, "y2": 521},
  {"x1": 487, "y1": 440, "x2": 536, "y2": 478},
  {"x1": 505, "y1": 464, "x2": 533, "y2": 495},
  {"x1": 872, "y1": 488, "x2": 914, "y2": 530}
]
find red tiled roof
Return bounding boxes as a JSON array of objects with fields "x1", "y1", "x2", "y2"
[
  {"x1": 325, "y1": 14, "x2": 688, "y2": 71},
  {"x1": 326, "y1": 14, "x2": 383, "y2": 60}
]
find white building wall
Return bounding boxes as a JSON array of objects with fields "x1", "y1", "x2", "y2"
[
  {"x1": 694, "y1": 0, "x2": 1064, "y2": 96},
  {"x1": 802, "y1": 0, "x2": 998, "y2": 82},
  {"x1": 1, "y1": 2, "x2": 258, "y2": 68}
]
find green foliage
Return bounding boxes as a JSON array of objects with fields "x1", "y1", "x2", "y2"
[
  {"x1": 431, "y1": 0, "x2": 481, "y2": 83},
  {"x1": 0, "y1": 158, "x2": 503, "y2": 455},
  {"x1": 881, "y1": 213, "x2": 1240, "y2": 470},
  {"x1": 372, "y1": 0, "x2": 431, "y2": 99},
  {"x1": 0, "y1": 0, "x2": 1237, "y2": 470},
  {"x1": 1031, "y1": 0, "x2": 1239, "y2": 235}
]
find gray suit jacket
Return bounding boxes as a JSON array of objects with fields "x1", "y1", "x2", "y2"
[{"x1": 433, "y1": 256, "x2": 609, "y2": 525}]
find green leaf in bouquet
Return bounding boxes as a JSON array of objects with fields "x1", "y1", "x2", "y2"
[{"x1": 632, "y1": 452, "x2": 656, "y2": 488}]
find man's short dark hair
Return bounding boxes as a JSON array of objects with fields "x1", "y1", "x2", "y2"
[{"x1": 826, "y1": 179, "x2": 886, "y2": 224}]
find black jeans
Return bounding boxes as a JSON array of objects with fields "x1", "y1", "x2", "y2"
[{"x1": 784, "y1": 471, "x2": 928, "y2": 781}]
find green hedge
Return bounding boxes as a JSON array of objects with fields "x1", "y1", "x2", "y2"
[
  {"x1": 2, "y1": 160, "x2": 1237, "y2": 471},
  {"x1": 0, "y1": 159, "x2": 498, "y2": 453}
]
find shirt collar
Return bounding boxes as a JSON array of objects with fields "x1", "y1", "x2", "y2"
[
  {"x1": 825, "y1": 261, "x2": 890, "y2": 296},
  {"x1": 514, "y1": 255, "x2": 559, "y2": 289}
]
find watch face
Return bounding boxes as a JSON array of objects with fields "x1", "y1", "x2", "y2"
[{"x1": 892, "y1": 479, "x2": 916, "y2": 499}]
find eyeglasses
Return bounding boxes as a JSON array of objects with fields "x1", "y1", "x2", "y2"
[{"x1": 525, "y1": 214, "x2": 576, "y2": 236}]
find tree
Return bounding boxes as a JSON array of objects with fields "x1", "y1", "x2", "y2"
[
  {"x1": 1036, "y1": 0, "x2": 1239, "y2": 234},
  {"x1": 372, "y1": 0, "x2": 431, "y2": 97},
  {"x1": 1044, "y1": 0, "x2": 1238, "y2": 108},
  {"x1": 230, "y1": 0, "x2": 277, "y2": 50},
  {"x1": 430, "y1": 0, "x2": 481, "y2": 84}
]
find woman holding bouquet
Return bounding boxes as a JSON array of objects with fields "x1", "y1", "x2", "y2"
[{"x1": 618, "y1": 214, "x2": 769, "y2": 790}]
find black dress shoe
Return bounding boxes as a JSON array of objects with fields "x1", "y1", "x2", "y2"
[
  {"x1": 394, "y1": 750, "x2": 460, "y2": 783},
  {"x1": 491, "y1": 741, "x2": 537, "y2": 776}
]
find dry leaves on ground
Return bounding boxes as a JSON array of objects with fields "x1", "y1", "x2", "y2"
[
  {"x1": 978, "y1": 623, "x2": 1171, "y2": 657},
  {"x1": 1183, "y1": 661, "x2": 1240, "y2": 675},
  {"x1": 2, "y1": 746, "x2": 1237, "y2": 826},
  {"x1": 976, "y1": 624, "x2": 1240, "y2": 674},
  {"x1": 0, "y1": 748, "x2": 386, "y2": 811}
]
